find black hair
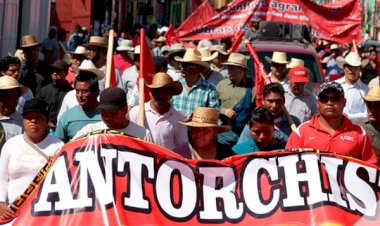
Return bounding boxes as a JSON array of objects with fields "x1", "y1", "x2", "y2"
[
  {"x1": 248, "y1": 107, "x2": 274, "y2": 128},
  {"x1": 263, "y1": 83, "x2": 285, "y2": 99},
  {"x1": 74, "y1": 71, "x2": 100, "y2": 92},
  {"x1": 370, "y1": 49, "x2": 377, "y2": 55},
  {"x1": 0, "y1": 56, "x2": 21, "y2": 72},
  {"x1": 153, "y1": 56, "x2": 168, "y2": 72}
]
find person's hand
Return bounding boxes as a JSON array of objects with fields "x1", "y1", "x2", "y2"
[
  {"x1": 0, "y1": 202, "x2": 14, "y2": 220},
  {"x1": 224, "y1": 109, "x2": 237, "y2": 119}
]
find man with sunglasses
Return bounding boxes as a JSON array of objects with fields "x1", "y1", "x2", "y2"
[{"x1": 286, "y1": 81, "x2": 377, "y2": 165}]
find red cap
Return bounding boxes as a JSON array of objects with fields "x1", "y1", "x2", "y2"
[{"x1": 288, "y1": 66, "x2": 309, "y2": 83}]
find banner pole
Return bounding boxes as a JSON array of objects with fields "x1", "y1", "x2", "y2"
[
  {"x1": 138, "y1": 29, "x2": 146, "y2": 127},
  {"x1": 105, "y1": 29, "x2": 115, "y2": 88},
  {"x1": 138, "y1": 78, "x2": 145, "y2": 126}
]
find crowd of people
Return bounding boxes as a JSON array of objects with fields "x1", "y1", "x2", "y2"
[{"x1": 0, "y1": 19, "x2": 380, "y2": 219}]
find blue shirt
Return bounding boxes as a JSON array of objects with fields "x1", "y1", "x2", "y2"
[{"x1": 233, "y1": 137, "x2": 285, "y2": 154}]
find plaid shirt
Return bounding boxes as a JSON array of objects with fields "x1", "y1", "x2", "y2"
[{"x1": 171, "y1": 77, "x2": 219, "y2": 117}]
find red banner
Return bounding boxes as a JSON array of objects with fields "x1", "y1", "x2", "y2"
[
  {"x1": 4, "y1": 130, "x2": 380, "y2": 225},
  {"x1": 177, "y1": 0, "x2": 362, "y2": 45}
]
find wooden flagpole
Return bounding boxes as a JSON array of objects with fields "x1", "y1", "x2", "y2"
[
  {"x1": 138, "y1": 30, "x2": 145, "y2": 126},
  {"x1": 105, "y1": 29, "x2": 115, "y2": 88}
]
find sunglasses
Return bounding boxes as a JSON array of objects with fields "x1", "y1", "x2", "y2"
[{"x1": 318, "y1": 95, "x2": 342, "y2": 103}]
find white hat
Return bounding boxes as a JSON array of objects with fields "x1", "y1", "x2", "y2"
[
  {"x1": 72, "y1": 59, "x2": 105, "y2": 80},
  {"x1": 265, "y1": 52, "x2": 289, "y2": 64},
  {"x1": 337, "y1": 52, "x2": 362, "y2": 69},
  {"x1": 69, "y1": 46, "x2": 87, "y2": 55},
  {"x1": 330, "y1": 44, "x2": 339, "y2": 51},
  {"x1": 287, "y1": 58, "x2": 304, "y2": 69},
  {"x1": 117, "y1": 39, "x2": 134, "y2": 52},
  {"x1": 198, "y1": 47, "x2": 218, "y2": 62}
]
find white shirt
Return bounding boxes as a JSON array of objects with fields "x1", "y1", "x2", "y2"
[
  {"x1": 336, "y1": 77, "x2": 368, "y2": 122},
  {"x1": 0, "y1": 134, "x2": 64, "y2": 204},
  {"x1": 122, "y1": 65, "x2": 139, "y2": 103},
  {"x1": 98, "y1": 65, "x2": 124, "y2": 92},
  {"x1": 16, "y1": 85, "x2": 34, "y2": 114},
  {"x1": 57, "y1": 90, "x2": 78, "y2": 123},
  {"x1": 167, "y1": 64, "x2": 182, "y2": 81},
  {"x1": 73, "y1": 120, "x2": 153, "y2": 142}
]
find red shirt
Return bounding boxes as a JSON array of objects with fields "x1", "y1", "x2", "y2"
[
  {"x1": 113, "y1": 54, "x2": 133, "y2": 75},
  {"x1": 286, "y1": 114, "x2": 378, "y2": 165},
  {"x1": 66, "y1": 67, "x2": 76, "y2": 86}
]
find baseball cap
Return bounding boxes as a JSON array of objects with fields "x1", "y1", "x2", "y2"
[
  {"x1": 317, "y1": 81, "x2": 344, "y2": 98},
  {"x1": 288, "y1": 66, "x2": 309, "y2": 83},
  {"x1": 22, "y1": 98, "x2": 49, "y2": 116},
  {"x1": 98, "y1": 87, "x2": 127, "y2": 113}
]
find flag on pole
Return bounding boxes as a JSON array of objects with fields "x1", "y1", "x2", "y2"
[
  {"x1": 164, "y1": 25, "x2": 178, "y2": 46},
  {"x1": 245, "y1": 41, "x2": 271, "y2": 107},
  {"x1": 138, "y1": 28, "x2": 156, "y2": 102},
  {"x1": 229, "y1": 29, "x2": 245, "y2": 53}
]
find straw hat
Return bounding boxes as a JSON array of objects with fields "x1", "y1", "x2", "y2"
[
  {"x1": 179, "y1": 107, "x2": 231, "y2": 133},
  {"x1": 117, "y1": 39, "x2": 134, "y2": 52},
  {"x1": 0, "y1": 75, "x2": 20, "y2": 90},
  {"x1": 330, "y1": 44, "x2": 339, "y2": 51},
  {"x1": 363, "y1": 85, "x2": 380, "y2": 102},
  {"x1": 21, "y1": 35, "x2": 41, "y2": 48},
  {"x1": 69, "y1": 46, "x2": 87, "y2": 56},
  {"x1": 161, "y1": 45, "x2": 171, "y2": 55},
  {"x1": 222, "y1": 53, "x2": 249, "y2": 69},
  {"x1": 287, "y1": 58, "x2": 304, "y2": 69},
  {"x1": 156, "y1": 36, "x2": 167, "y2": 43},
  {"x1": 174, "y1": 48, "x2": 209, "y2": 68},
  {"x1": 198, "y1": 47, "x2": 218, "y2": 62},
  {"x1": 210, "y1": 45, "x2": 229, "y2": 55},
  {"x1": 265, "y1": 52, "x2": 289, "y2": 64},
  {"x1": 86, "y1": 36, "x2": 107, "y2": 48},
  {"x1": 336, "y1": 52, "x2": 362, "y2": 69},
  {"x1": 146, "y1": 72, "x2": 182, "y2": 95},
  {"x1": 72, "y1": 59, "x2": 105, "y2": 79},
  {"x1": 165, "y1": 43, "x2": 186, "y2": 57}
]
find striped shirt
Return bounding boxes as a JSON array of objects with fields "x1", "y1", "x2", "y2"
[{"x1": 170, "y1": 77, "x2": 219, "y2": 117}]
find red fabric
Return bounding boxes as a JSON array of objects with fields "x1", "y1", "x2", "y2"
[
  {"x1": 66, "y1": 67, "x2": 76, "y2": 85},
  {"x1": 175, "y1": 0, "x2": 217, "y2": 38},
  {"x1": 132, "y1": 34, "x2": 139, "y2": 47},
  {"x1": 138, "y1": 29, "x2": 156, "y2": 102},
  {"x1": 286, "y1": 114, "x2": 378, "y2": 165},
  {"x1": 113, "y1": 54, "x2": 133, "y2": 75},
  {"x1": 246, "y1": 43, "x2": 270, "y2": 107},
  {"x1": 164, "y1": 25, "x2": 179, "y2": 46},
  {"x1": 229, "y1": 30, "x2": 245, "y2": 53},
  {"x1": 177, "y1": 0, "x2": 362, "y2": 45}
]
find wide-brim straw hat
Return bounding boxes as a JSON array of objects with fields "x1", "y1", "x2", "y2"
[
  {"x1": 165, "y1": 43, "x2": 186, "y2": 57},
  {"x1": 265, "y1": 51, "x2": 289, "y2": 64},
  {"x1": 198, "y1": 47, "x2": 218, "y2": 62},
  {"x1": 174, "y1": 48, "x2": 209, "y2": 68},
  {"x1": 146, "y1": 72, "x2": 182, "y2": 95},
  {"x1": 0, "y1": 75, "x2": 20, "y2": 90},
  {"x1": 363, "y1": 85, "x2": 380, "y2": 102},
  {"x1": 86, "y1": 36, "x2": 107, "y2": 48},
  {"x1": 72, "y1": 59, "x2": 105, "y2": 80},
  {"x1": 287, "y1": 58, "x2": 304, "y2": 69},
  {"x1": 156, "y1": 36, "x2": 167, "y2": 43},
  {"x1": 336, "y1": 52, "x2": 362, "y2": 69},
  {"x1": 21, "y1": 35, "x2": 41, "y2": 48},
  {"x1": 179, "y1": 107, "x2": 231, "y2": 133},
  {"x1": 222, "y1": 53, "x2": 249, "y2": 69},
  {"x1": 69, "y1": 46, "x2": 87, "y2": 56},
  {"x1": 210, "y1": 45, "x2": 229, "y2": 55},
  {"x1": 117, "y1": 39, "x2": 134, "y2": 52}
]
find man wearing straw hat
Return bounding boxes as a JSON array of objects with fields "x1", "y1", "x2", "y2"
[
  {"x1": 265, "y1": 51, "x2": 289, "y2": 91},
  {"x1": 357, "y1": 85, "x2": 380, "y2": 163},
  {"x1": 171, "y1": 48, "x2": 219, "y2": 117},
  {"x1": 322, "y1": 43, "x2": 341, "y2": 79},
  {"x1": 335, "y1": 52, "x2": 368, "y2": 122},
  {"x1": 0, "y1": 76, "x2": 24, "y2": 147},
  {"x1": 210, "y1": 45, "x2": 229, "y2": 78},
  {"x1": 198, "y1": 47, "x2": 224, "y2": 86},
  {"x1": 86, "y1": 36, "x2": 123, "y2": 91},
  {"x1": 172, "y1": 107, "x2": 235, "y2": 160},
  {"x1": 166, "y1": 43, "x2": 186, "y2": 81},
  {"x1": 216, "y1": 52, "x2": 254, "y2": 137},
  {"x1": 114, "y1": 39, "x2": 134, "y2": 75},
  {"x1": 19, "y1": 35, "x2": 49, "y2": 95},
  {"x1": 66, "y1": 46, "x2": 87, "y2": 85},
  {"x1": 129, "y1": 72, "x2": 188, "y2": 150},
  {"x1": 152, "y1": 36, "x2": 166, "y2": 57}
]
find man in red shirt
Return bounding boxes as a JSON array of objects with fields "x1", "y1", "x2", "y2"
[{"x1": 286, "y1": 81, "x2": 378, "y2": 165}]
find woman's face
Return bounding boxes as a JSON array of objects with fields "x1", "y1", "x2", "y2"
[
  {"x1": 23, "y1": 112, "x2": 49, "y2": 140},
  {"x1": 190, "y1": 127, "x2": 216, "y2": 148}
]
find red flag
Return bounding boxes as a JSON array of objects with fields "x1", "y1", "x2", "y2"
[
  {"x1": 109, "y1": 60, "x2": 117, "y2": 87},
  {"x1": 164, "y1": 25, "x2": 179, "y2": 46},
  {"x1": 132, "y1": 33, "x2": 139, "y2": 46},
  {"x1": 229, "y1": 29, "x2": 245, "y2": 53},
  {"x1": 246, "y1": 42, "x2": 271, "y2": 107},
  {"x1": 138, "y1": 28, "x2": 156, "y2": 102}
]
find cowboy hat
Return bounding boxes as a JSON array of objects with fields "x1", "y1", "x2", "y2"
[
  {"x1": 363, "y1": 85, "x2": 380, "y2": 102},
  {"x1": 21, "y1": 35, "x2": 41, "y2": 48},
  {"x1": 287, "y1": 58, "x2": 304, "y2": 69},
  {"x1": 86, "y1": 36, "x2": 107, "y2": 48},
  {"x1": 198, "y1": 47, "x2": 219, "y2": 62},
  {"x1": 179, "y1": 107, "x2": 231, "y2": 133},
  {"x1": 265, "y1": 52, "x2": 289, "y2": 64},
  {"x1": 165, "y1": 43, "x2": 186, "y2": 57},
  {"x1": 174, "y1": 48, "x2": 209, "y2": 68},
  {"x1": 146, "y1": 72, "x2": 182, "y2": 95},
  {"x1": 330, "y1": 44, "x2": 339, "y2": 51},
  {"x1": 210, "y1": 45, "x2": 229, "y2": 55},
  {"x1": 222, "y1": 53, "x2": 249, "y2": 69},
  {"x1": 69, "y1": 46, "x2": 87, "y2": 56},
  {"x1": 0, "y1": 75, "x2": 20, "y2": 90},
  {"x1": 72, "y1": 59, "x2": 105, "y2": 80},
  {"x1": 336, "y1": 52, "x2": 362, "y2": 69},
  {"x1": 155, "y1": 36, "x2": 167, "y2": 43},
  {"x1": 117, "y1": 39, "x2": 134, "y2": 52}
]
